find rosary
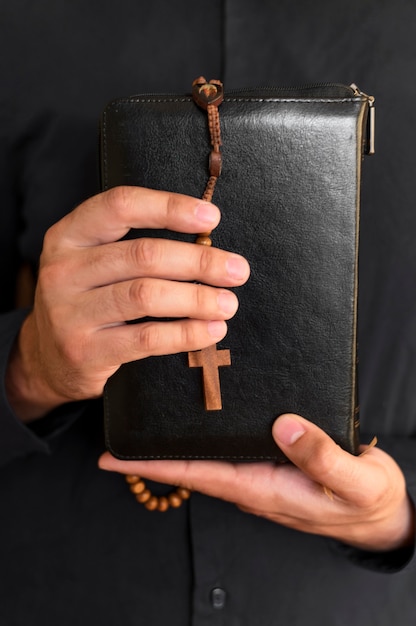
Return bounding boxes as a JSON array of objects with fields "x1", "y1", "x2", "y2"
[{"x1": 125, "y1": 77, "x2": 227, "y2": 511}]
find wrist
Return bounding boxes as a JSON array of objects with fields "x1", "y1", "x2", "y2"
[
  {"x1": 5, "y1": 314, "x2": 63, "y2": 422},
  {"x1": 347, "y1": 493, "x2": 415, "y2": 552}
]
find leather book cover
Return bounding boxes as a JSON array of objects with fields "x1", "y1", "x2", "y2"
[{"x1": 100, "y1": 84, "x2": 371, "y2": 461}]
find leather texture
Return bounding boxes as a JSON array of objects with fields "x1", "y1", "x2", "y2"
[{"x1": 100, "y1": 85, "x2": 369, "y2": 461}]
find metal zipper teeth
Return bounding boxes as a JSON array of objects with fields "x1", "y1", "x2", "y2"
[
  {"x1": 227, "y1": 82, "x2": 356, "y2": 94},
  {"x1": 124, "y1": 83, "x2": 361, "y2": 100}
]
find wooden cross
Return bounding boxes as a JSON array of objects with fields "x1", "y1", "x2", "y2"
[{"x1": 188, "y1": 343, "x2": 231, "y2": 411}]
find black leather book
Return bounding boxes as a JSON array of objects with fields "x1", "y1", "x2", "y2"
[{"x1": 99, "y1": 83, "x2": 374, "y2": 461}]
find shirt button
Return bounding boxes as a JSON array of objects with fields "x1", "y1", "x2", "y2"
[{"x1": 211, "y1": 587, "x2": 227, "y2": 610}]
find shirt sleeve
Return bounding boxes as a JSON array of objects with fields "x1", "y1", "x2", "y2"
[
  {"x1": 337, "y1": 433, "x2": 416, "y2": 573},
  {"x1": 0, "y1": 308, "x2": 86, "y2": 467}
]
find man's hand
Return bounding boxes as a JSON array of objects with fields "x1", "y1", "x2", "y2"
[
  {"x1": 99, "y1": 413, "x2": 415, "y2": 552},
  {"x1": 6, "y1": 186, "x2": 249, "y2": 421}
]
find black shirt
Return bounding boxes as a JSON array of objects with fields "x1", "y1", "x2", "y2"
[{"x1": 1, "y1": 2, "x2": 416, "y2": 624}]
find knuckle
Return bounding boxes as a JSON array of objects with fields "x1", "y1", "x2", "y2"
[
  {"x1": 353, "y1": 483, "x2": 385, "y2": 510},
  {"x1": 107, "y1": 279, "x2": 158, "y2": 322},
  {"x1": 60, "y1": 337, "x2": 85, "y2": 366},
  {"x1": 37, "y1": 257, "x2": 70, "y2": 294},
  {"x1": 133, "y1": 238, "x2": 160, "y2": 272},
  {"x1": 165, "y1": 192, "x2": 182, "y2": 221},
  {"x1": 41, "y1": 223, "x2": 68, "y2": 258},
  {"x1": 198, "y1": 246, "x2": 214, "y2": 277},
  {"x1": 48, "y1": 316, "x2": 87, "y2": 367},
  {"x1": 194, "y1": 285, "x2": 209, "y2": 314},
  {"x1": 136, "y1": 322, "x2": 160, "y2": 354},
  {"x1": 36, "y1": 262, "x2": 59, "y2": 293},
  {"x1": 41, "y1": 226, "x2": 56, "y2": 254},
  {"x1": 360, "y1": 488, "x2": 386, "y2": 510},
  {"x1": 355, "y1": 464, "x2": 399, "y2": 510},
  {"x1": 318, "y1": 446, "x2": 339, "y2": 478},
  {"x1": 303, "y1": 440, "x2": 339, "y2": 481},
  {"x1": 179, "y1": 322, "x2": 196, "y2": 347},
  {"x1": 130, "y1": 278, "x2": 155, "y2": 313},
  {"x1": 105, "y1": 185, "x2": 133, "y2": 218}
]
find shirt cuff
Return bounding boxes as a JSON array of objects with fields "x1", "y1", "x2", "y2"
[
  {"x1": 336, "y1": 533, "x2": 414, "y2": 573},
  {"x1": 335, "y1": 432, "x2": 416, "y2": 573}
]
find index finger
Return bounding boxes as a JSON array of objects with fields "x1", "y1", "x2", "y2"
[{"x1": 49, "y1": 186, "x2": 221, "y2": 248}]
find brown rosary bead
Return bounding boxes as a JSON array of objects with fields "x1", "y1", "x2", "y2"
[
  {"x1": 136, "y1": 489, "x2": 151, "y2": 504},
  {"x1": 157, "y1": 497, "x2": 170, "y2": 512},
  {"x1": 176, "y1": 487, "x2": 191, "y2": 500},
  {"x1": 129, "y1": 480, "x2": 146, "y2": 495},
  {"x1": 168, "y1": 493, "x2": 183, "y2": 508},
  {"x1": 195, "y1": 236, "x2": 212, "y2": 246},
  {"x1": 126, "y1": 475, "x2": 191, "y2": 511},
  {"x1": 145, "y1": 496, "x2": 159, "y2": 511},
  {"x1": 125, "y1": 474, "x2": 140, "y2": 484}
]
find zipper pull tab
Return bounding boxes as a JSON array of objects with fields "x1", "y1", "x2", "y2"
[{"x1": 350, "y1": 83, "x2": 375, "y2": 156}]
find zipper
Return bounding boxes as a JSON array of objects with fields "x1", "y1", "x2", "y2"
[
  {"x1": 123, "y1": 82, "x2": 376, "y2": 155},
  {"x1": 350, "y1": 83, "x2": 376, "y2": 155},
  {"x1": 226, "y1": 82, "x2": 356, "y2": 97},
  {"x1": 228, "y1": 82, "x2": 376, "y2": 155},
  {"x1": 128, "y1": 82, "x2": 356, "y2": 100}
]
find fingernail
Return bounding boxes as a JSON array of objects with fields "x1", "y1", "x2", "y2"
[
  {"x1": 226, "y1": 256, "x2": 249, "y2": 280},
  {"x1": 207, "y1": 320, "x2": 227, "y2": 338},
  {"x1": 194, "y1": 202, "x2": 219, "y2": 225},
  {"x1": 217, "y1": 291, "x2": 238, "y2": 315},
  {"x1": 274, "y1": 415, "x2": 306, "y2": 446}
]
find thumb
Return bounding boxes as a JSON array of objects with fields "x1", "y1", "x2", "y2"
[{"x1": 272, "y1": 413, "x2": 360, "y2": 500}]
